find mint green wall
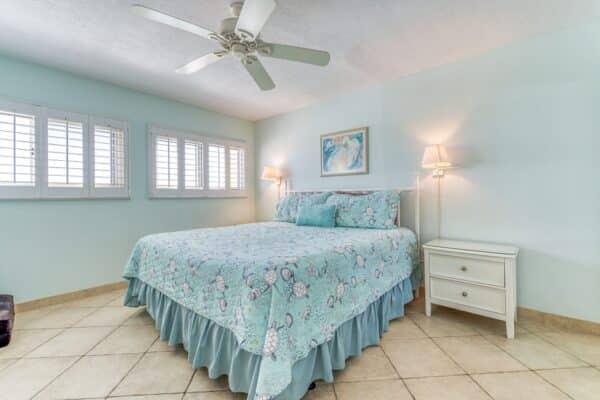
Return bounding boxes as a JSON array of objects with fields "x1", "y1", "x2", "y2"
[
  {"x1": 0, "y1": 56, "x2": 255, "y2": 303},
  {"x1": 256, "y1": 23, "x2": 600, "y2": 322}
]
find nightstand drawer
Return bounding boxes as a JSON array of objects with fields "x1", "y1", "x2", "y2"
[
  {"x1": 430, "y1": 277, "x2": 506, "y2": 314},
  {"x1": 429, "y1": 252, "x2": 505, "y2": 287}
]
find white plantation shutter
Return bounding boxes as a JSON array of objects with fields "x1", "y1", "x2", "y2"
[
  {"x1": 154, "y1": 135, "x2": 178, "y2": 190},
  {"x1": 0, "y1": 97, "x2": 134, "y2": 199},
  {"x1": 184, "y1": 140, "x2": 203, "y2": 190},
  {"x1": 44, "y1": 110, "x2": 89, "y2": 198},
  {"x1": 0, "y1": 109, "x2": 36, "y2": 188},
  {"x1": 90, "y1": 118, "x2": 129, "y2": 197},
  {"x1": 148, "y1": 126, "x2": 246, "y2": 198},
  {"x1": 229, "y1": 146, "x2": 245, "y2": 190},
  {"x1": 208, "y1": 144, "x2": 226, "y2": 190}
]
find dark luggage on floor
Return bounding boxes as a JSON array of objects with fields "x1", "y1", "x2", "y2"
[{"x1": 0, "y1": 295, "x2": 14, "y2": 348}]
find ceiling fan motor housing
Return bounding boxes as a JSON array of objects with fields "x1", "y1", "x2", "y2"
[{"x1": 219, "y1": 17, "x2": 238, "y2": 36}]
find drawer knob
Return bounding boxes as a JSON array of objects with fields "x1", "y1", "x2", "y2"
[
  {"x1": 461, "y1": 291, "x2": 468, "y2": 297},
  {"x1": 460, "y1": 266, "x2": 468, "y2": 272}
]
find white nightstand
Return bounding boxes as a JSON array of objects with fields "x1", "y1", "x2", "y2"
[{"x1": 423, "y1": 239, "x2": 519, "y2": 338}]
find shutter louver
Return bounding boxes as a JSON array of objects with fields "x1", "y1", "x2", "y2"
[
  {"x1": 155, "y1": 135, "x2": 178, "y2": 189},
  {"x1": 93, "y1": 125, "x2": 126, "y2": 189},
  {"x1": 47, "y1": 118, "x2": 84, "y2": 188},
  {"x1": 208, "y1": 144, "x2": 225, "y2": 190},
  {"x1": 229, "y1": 147, "x2": 245, "y2": 190},
  {"x1": 185, "y1": 140, "x2": 203, "y2": 190},
  {"x1": 0, "y1": 110, "x2": 36, "y2": 187}
]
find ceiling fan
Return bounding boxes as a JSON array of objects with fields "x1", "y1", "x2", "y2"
[{"x1": 132, "y1": 0, "x2": 331, "y2": 91}]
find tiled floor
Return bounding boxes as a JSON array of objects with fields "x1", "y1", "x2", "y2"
[{"x1": 2, "y1": 291, "x2": 600, "y2": 400}]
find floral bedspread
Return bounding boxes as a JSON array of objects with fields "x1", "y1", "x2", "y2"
[{"x1": 123, "y1": 222, "x2": 418, "y2": 399}]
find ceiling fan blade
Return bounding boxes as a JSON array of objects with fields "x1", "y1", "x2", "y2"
[
  {"x1": 242, "y1": 57, "x2": 275, "y2": 91},
  {"x1": 176, "y1": 52, "x2": 226, "y2": 74},
  {"x1": 131, "y1": 4, "x2": 217, "y2": 41},
  {"x1": 235, "y1": 0, "x2": 276, "y2": 40},
  {"x1": 258, "y1": 42, "x2": 330, "y2": 66}
]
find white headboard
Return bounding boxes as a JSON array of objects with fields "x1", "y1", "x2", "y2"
[{"x1": 284, "y1": 176, "x2": 421, "y2": 248}]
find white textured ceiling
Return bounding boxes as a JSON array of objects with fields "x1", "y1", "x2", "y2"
[{"x1": 1, "y1": 0, "x2": 599, "y2": 121}]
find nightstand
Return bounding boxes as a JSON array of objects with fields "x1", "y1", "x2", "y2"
[{"x1": 423, "y1": 239, "x2": 519, "y2": 338}]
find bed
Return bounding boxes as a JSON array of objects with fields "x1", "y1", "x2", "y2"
[{"x1": 123, "y1": 185, "x2": 421, "y2": 400}]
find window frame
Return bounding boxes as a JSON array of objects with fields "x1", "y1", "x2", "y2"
[
  {"x1": 0, "y1": 98, "x2": 42, "y2": 199},
  {"x1": 148, "y1": 125, "x2": 247, "y2": 199},
  {"x1": 0, "y1": 96, "x2": 130, "y2": 200}
]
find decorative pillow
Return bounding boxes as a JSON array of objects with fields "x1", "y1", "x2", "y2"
[
  {"x1": 326, "y1": 190, "x2": 400, "y2": 229},
  {"x1": 274, "y1": 192, "x2": 332, "y2": 223},
  {"x1": 296, "y1": 204, "x2": 337, "y2": 227}
]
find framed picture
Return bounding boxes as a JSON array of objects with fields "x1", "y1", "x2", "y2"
[{"x1": 320, "y1": 127, "x2": 369, "y2": 177}]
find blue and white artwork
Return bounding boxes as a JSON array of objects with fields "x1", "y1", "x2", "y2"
[{"x1": 321, "y1": 127, "x2": 369, "y2": 176}]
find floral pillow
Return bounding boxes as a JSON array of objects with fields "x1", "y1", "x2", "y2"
[
  {"x1": 274, "y1": 192, "x2": 333, "y2": 223},
  {"x1": 326, "y1": 190, "x2": 400, "y2": 229}
]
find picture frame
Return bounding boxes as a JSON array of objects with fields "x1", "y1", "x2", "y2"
[{"x1": 320, "y1": 127, "x2": 369, "y2": 177}]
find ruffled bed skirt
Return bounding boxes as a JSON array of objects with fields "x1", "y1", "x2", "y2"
[{"x1": 125, "y1": 277, "x2": 414, "y2": 400}]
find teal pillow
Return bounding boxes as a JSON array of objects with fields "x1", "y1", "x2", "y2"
[
  {"x1": 274, "y1": 192, "x2": 332, "y2": 222},
  {"x1": 296, "y1": 204, "x2": 337, "y2": 227},
  {"x1": 326, "y1": 190, "x2": 400, "y2": 229}
]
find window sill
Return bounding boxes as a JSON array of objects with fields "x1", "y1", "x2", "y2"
[{"x1": 149, "y1": 191, "x2": 248, "y2": 199}]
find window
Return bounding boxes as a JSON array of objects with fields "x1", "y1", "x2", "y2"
[
  {"x1": 208, "y1": 144, "x2": 226, "y2": 190},
  {"x1": 0, "y1": 97, "x2": 129, "y2": 199},
  {"x1": 229, "y1": 146, "x2": 245, "y2": 190},
  {"x1": 154, "y1": 135, "x2": 178, "y2": 190},
  {"x1": 149, "y1": 126, "x2": 247, "y2": 198},
  {"x1": 46, "y1": 114, "x2": 86, "y2": 193},
  {"x1": 0, "y1": 109, "x2": 36, "y2": 188},
  {"x1": 90, "y1": 117, "x2": 129, "y2": 197},
  {"x1": 184, "y1": 140, "x2": 203, "y2": 190}
]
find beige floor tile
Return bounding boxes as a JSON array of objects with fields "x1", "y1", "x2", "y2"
[
  {"x1": 13, "y1": 305, "x2": 62, "y2": 330},
  {"x1": 109, "y1": 395, "x2": 183, "y2": 400},
  {"x1": 537, "y1": 367, "x2": 600, "y2": 400},
  {"x1": 472, "y1": 371, "x2": 570, "y2": 400},
  {"x1": 184, "y1": 392, "x2": 245, "y2": 400},
  {"x1": 0, "y1": 357, "x2": 77, "y2": 400},
  {"x1": 405, "y1": 297, "x2": 425, "y2": 314},
  {"x1": 382, "y1": 338, "x2": 463, "y2": 378},
  {"x1": 112, "y1": 350, "x2": 195, "y2": 396},
  {"x1": 34, "y1": 354, "x2": 141, "y2": 399},
  {"x1": 0, "y1": 358, "x2": 16, "y2": 371},
  {"x1": 0, "y1": 329, "x2": 62, "y2": 358},
  {"x1": 335, "y1": 380, "x2": 412, "y2": 400},
  {"x1": 405, "y1": 375, "x2": 491, "y2": 400},
  {"x1": 89, "y1": 324, "x2": 158, "y2": 355},
  {"x1": 410, "y1": 313, "x2": 479, "y2": 337},
  {"x1": 187, "y1": 369, "x2": 229, "y2": 392},
  {"x1": 75, "y1": 306, "x2": 139, "y2": 327},
  {"x1": 27, "y1": 327, "x2": 113, "y2": 357},
  {"x1": 435, "y1": 336, "x2": 526, "y2": 373},
  {"x1": 384, "y1": 317, "x2": 426, "y2": 340},
  {"x1": 107, "y1": 294, "x2": 127, "y2": 306},
  {"x1": 334, "y1": 346, "x2": 398, "y2": 382},
  {"x1": 486, "y1": 334, "x2": 587, "y2": 369},
  {"x1": 122, "y1": 308, "x2": 156, "y2": 326},
  {"x1": 459, "y1": 314, "x2": 528, "y2": 336},
  {"x1": 303, "y1": 383, "x2": 335, "y2": 400},
  {"x1": 15, "y1": 306, "x2": 98, "y2": 329},
  {"x1": 149, "y1": 337, "x2": 182, "y2": 352},
  {"x1": 63, "y1": 290, "x2": 124, "y2": 307},
  {"x1": 540, "y1": 332, "x2": 600, "y2": 365}
]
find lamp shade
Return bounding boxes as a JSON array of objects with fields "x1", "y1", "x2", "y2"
[
  {"x1": 261, "y1": 166, "x2": 281, "y2": 181},
  {"x1": 422, "y1": 145, "x2": 451, "y2": 169}
]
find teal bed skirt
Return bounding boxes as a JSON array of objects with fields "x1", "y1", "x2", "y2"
[{"x1": 125, "y1": 277, "x2": 414, "y2": 400}]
